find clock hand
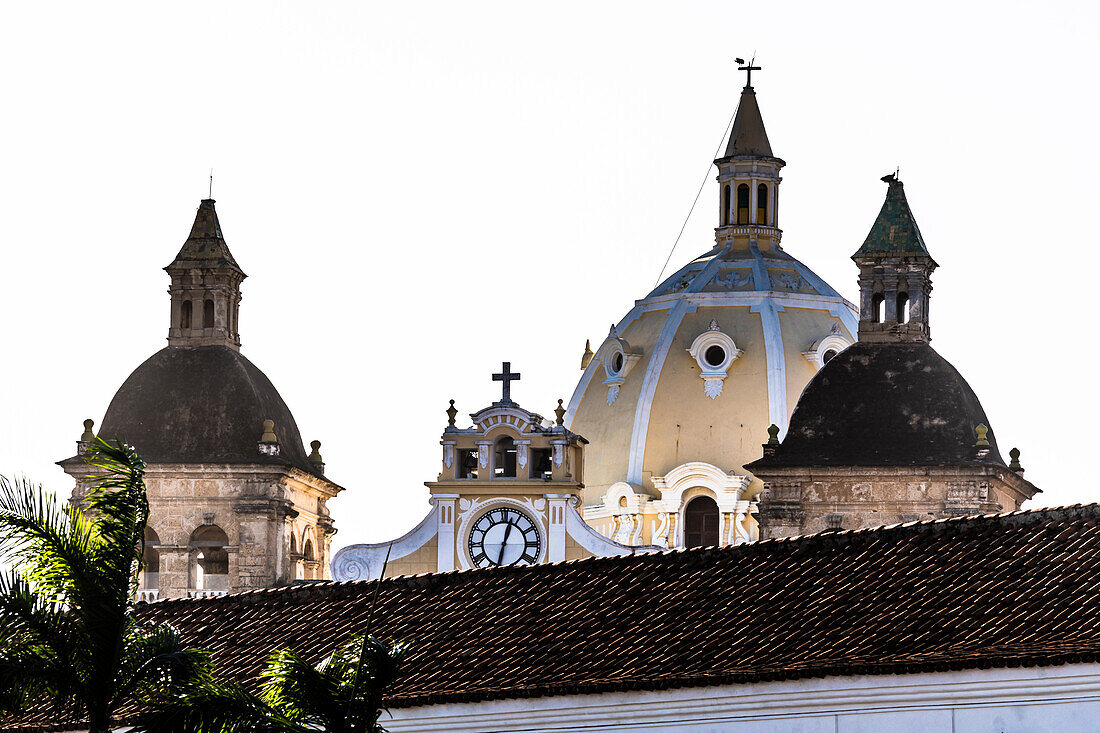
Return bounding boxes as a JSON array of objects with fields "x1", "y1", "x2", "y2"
[{"x1": 496, "y1": 521, "x2": 514, "y2": 565}]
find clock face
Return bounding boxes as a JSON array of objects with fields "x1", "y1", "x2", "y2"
[{"x1": 467, "y1": 507, "x2": 541, "y2": 568}]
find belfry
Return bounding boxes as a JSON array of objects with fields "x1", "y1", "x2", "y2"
[
  {"x1": 60, "y1": 199, "x2": 342, "y2": 599},
  {"x1": 748, "y1": 174, "x2": 1039, "y2": 537}
]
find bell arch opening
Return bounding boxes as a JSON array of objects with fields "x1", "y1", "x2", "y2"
[{"x1": 190, "y1": 524, "x2": 229, "y2": 593}]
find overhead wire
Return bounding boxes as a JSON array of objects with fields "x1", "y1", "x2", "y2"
[{"x1": 654, "y1": 106, "x2": 738, "y2": 287}]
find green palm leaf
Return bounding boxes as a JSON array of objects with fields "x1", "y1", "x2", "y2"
[{"x1": 0, "y1": 441, "x2": 206, "y2": 731}]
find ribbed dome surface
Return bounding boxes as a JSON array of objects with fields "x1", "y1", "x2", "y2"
[
  {"x1": 750, "y1": 342, "x2": 1005, "y2": 468},
  {"x1": 98, "y1": 346, "x2": 322, "y2": 477}
]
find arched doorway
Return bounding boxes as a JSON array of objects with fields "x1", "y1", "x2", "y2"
[{"x1": 684, "y1": 496, "x2": 720, "y2": 548}]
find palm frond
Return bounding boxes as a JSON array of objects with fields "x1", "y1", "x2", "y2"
[
  {"x1": 335, "y1": 635, "x2": 408, "y2": 733},
  {"x1": 0, "y1": 572, "x2": 83, "y2": 716},
  {"x1": 113, "y1": 622, "x2": 212, "y2": 709},
  {"x1": 81, "y1": 439, "x2": 149, "y2": 603},
  {"x1": 132, "y1": 681, "x2": 303, "y2": 733},
  {"x1": 0, "y1": 475, "x2": 98, "y2": 604},
  {"x1": 259, "y1": 647, "x2": 340, "y2": 726}
]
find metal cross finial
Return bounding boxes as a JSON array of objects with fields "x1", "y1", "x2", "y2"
[
  {"x1": 209, "y1": 169, "x2": 213, "y2": 199},
  {"x1": 735, "y1": 56, "x2": 761, "y2": 89},
  {"x1": 492, "y1": 361, "x2": 521, "y2": 404}
]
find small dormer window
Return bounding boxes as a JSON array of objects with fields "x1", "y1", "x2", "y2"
[
  {"x1": 597, "y1": 330, "x2": 641, "y2": 405},
  {"x1": 688, "y1": 322, "x2": 743, "y2": 398},
  {"x1": 802, "y1": 324, "x2": 852, "y2": 370}
]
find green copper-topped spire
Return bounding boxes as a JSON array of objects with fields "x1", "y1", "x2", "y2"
[
  {"x1": 853, "y1": 174, "x2": 933, "y2": 260},
  {"x1": 852, "y1": 173, "x2": 937, "y2": 344}
]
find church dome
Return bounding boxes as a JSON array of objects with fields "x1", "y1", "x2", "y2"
[
  {"x1": 747, "y1": 341, "x2": 1005, "y2": 469},
  {"x1": 566, "y1": 240, "x2": 857, "y2": 504},
  {"x1": 565, "y1": 82, "x2": 857, "y2": 505},
  {"x1": 99, "y1": 345, "x2": 324, "y2": 478}
]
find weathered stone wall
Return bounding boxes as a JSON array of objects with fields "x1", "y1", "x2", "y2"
[
  {"x1": 757, "y1": 465, "x2": 1035, "y2": 540},
  {"x1": 64, "y1": 460, "x2": 338, "y2": 599}
]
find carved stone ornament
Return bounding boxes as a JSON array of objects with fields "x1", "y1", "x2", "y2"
[
  {"x1": 606, "y1": 384, "x2": 620, "y2": 405},
  {"x1": 712, "y1": 269, "x2": 753, "y2": 290},
  {"x1": 443, "y1": 443, "x2": 455, "y2": 469},
  {"x1": 771, "y1": 270, "x2": 806, "y2": 291}
]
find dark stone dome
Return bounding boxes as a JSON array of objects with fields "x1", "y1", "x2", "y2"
[
  {"x1": 98, "y1": 346, "x2": 323, "y2": 477},
  {"x1": 749, "y1": 342, "x2": 1005, "y2": 468}
]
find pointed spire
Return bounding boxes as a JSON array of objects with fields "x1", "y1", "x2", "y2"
[
  {"x1": 852, "y1": 174, "x2": 938, "y2": 344},
  {"x1": 165, "y1": 199, "x2": 247, "y2": 350},
  {"x1": 721, "y1": 88, "x2": 774, "y2": 159},
  {"x1": 854, "y1": 174, "x2": 934, "y2": 260},
  {"x1": 167, "y1": 199, "x2": 244, "y2": 274}
]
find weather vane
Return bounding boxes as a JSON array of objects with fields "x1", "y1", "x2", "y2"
[{"x1": 734, "y1": 56, "x2": 761, "y2": 89}]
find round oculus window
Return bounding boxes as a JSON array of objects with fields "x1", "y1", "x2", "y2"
[
  {"x1": 822, "y1": 349, "x2": 838, "y2": 364},
  {"x1": 611, "y1": 352, "x2": 624, "y2": 374},
  {"x1": 704, "y1": 344, "x2": 726, "y2": 368}
]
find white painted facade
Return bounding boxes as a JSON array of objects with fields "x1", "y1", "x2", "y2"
[{"x1": 383, "y1": 663, "x2": 1100, "y2": 733}]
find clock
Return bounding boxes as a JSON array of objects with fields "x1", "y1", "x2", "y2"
[{"x1": 467, "y1": 506, "x2": 541, "y2": 568}]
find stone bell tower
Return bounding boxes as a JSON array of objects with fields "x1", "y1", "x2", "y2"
[
  {"x1": 747, "y1": 175, "x2": 1038, "y2": 538},
  {"x1": 853, "y1": 173, "x2": 937, "y2": 343},
  {"x1": 166, "y1": 198, "x2": 245, "y2": 350}
]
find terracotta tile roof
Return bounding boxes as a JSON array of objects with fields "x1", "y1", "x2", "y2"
[{"x1": 9, "y1": 504, "x2": 1100, "y2": 729}]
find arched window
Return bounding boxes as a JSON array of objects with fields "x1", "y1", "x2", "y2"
[
  {"x1": 736, "y1": 184, "x2": 750, "y2": 225},
  {"x1": 180, "y1": 300, "x2": 192, "y2": 329},
  {"x1": 494, "y1": 435, "x2": 517, "y2": 478},
  {"x1": 290, "y1": 532, "x2": 298, "y2": 556},
  {"x1": 141, "y1": 526, "x2": 160, "y2": 590},
  {"x1": 872, "y1": 293, "x2": 885, "y2": 323},
  {"x1": 302, "y1": 538, "x2": 316, "y2": 580},
  {"x1": 757, "y1": 184, "x2": 768, "y2": 225},
  {"x1": 684, "y1": 496, "x2": 720, "y2": 548},
  {"x1": 190, "y1": 525, "x2": 229, "y2": 593},
  {"x1": 203, "y1": 299, "x2": 215, "y2": 329},
  {"x1": 896, "y1": 292, "x2": 910, "y2": 323},
  {"x1": 822, "y1": 349, "x2": 838, "y2": 364},
  {"x1": 721, "y1": 184, "x2": 731, "y2": 226}
]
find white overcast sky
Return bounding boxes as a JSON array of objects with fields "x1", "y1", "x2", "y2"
[{"x1": 1, "y1": 1, "x2": 1097, "y2": 551}]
